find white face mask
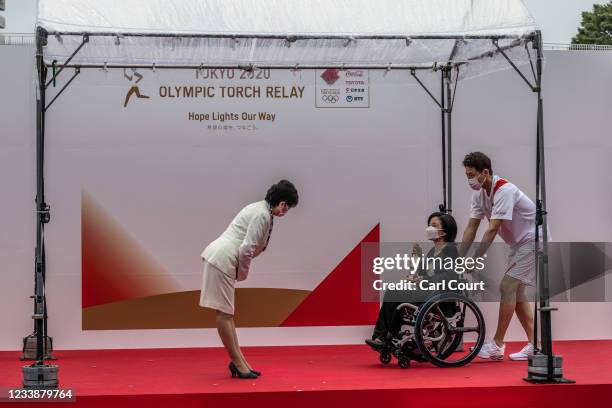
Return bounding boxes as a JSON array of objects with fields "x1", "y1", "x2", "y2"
[
  {"x1": 426, "y1": 226, "x2": 442, "y2": 240},
  {"x1": 468, "y1": 174, "x2": 484, "y2": 191}
]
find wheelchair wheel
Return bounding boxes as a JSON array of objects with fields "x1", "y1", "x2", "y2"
[
  {"x1": 414, "y1": 292, "x2": 485, "y2": 368},
  {"x1": 398, "y1": 357, "x2": 410, "y2": 369},
  {"x1": 380, "y1": 352, "x2": 392, "y2": 365}
]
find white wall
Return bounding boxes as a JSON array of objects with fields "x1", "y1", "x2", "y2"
[{"x1": 0, "y1": 46, "x2": 611, "y2": 350}]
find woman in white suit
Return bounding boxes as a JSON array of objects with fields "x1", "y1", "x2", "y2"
[{"x1": 199, "y1": 180, "x2": 299, "y2": 379}]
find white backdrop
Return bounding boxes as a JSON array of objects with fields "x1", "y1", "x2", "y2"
[{"x1": 1, "y1": 47, "x2": 611, "y2": 350}]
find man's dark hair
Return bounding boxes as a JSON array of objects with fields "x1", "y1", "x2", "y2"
[
  {"x1": 427, "y1": 212, "x2": 457, "y2": 243},
  {"x1": 462, "y1": 152, "x2": 493, "y2": 174},
  {"x1": 265, "y1": 180, "x2": 299, "y2": 208}
]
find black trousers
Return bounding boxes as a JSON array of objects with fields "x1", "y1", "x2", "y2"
[
  {"x1": 372, "y1": 300, "x2": 422, "y2": 339},
  {"x1": 371, "y1": 293, "x2": 458, "y2": 340},
  {"x1": 372, "y1": 301, "x2": 400, "y2": 339}
]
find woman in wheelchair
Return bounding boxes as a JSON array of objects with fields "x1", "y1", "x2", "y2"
[
  {"x1": 366, "y1": 211, "x2": 459, "y2": 349},
  {"x1": 365, "y1": 212, "x2": 485, "y2": 368}
]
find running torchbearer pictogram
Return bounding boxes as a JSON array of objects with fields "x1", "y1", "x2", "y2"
[{"x1": 123, "y1": 68, "x2": 150, "y2": 107}]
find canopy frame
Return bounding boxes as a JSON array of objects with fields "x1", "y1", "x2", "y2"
[{"x1": 26, "y1": 24, "x2": 565, "y2": 383}]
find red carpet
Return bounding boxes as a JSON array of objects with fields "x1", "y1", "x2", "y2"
[{"x1": 1, "y1": 340, "x2": 611, "y2": 407}]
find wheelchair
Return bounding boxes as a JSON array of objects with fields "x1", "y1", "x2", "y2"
[{"x1": 377, "y1": 292, "x2": 485, "y2": 368}]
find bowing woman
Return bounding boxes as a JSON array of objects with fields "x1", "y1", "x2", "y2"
[{"x1": 199, "y1": 180, "x2": 299, "y2": 379}]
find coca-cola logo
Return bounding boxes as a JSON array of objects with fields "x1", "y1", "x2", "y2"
[{"x1": 345, "y1": 70, "x2": 364, "y2": 78}]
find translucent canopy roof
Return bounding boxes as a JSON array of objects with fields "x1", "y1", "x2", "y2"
[{"x1": 37, "y1": 0, "x2": 539, "y2": 73}]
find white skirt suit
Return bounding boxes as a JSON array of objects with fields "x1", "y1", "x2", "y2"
[{"x1": 199, "y1": 200, "x2": 273, "y2": 315}]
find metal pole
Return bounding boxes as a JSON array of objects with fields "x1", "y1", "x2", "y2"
[
  {"x1": 22, "y1": 27, "x2": 58, "y2": 389},
  {"x1": 46, "y1": 31, "x2": 535, "y2": 41},
  {"x1": 525, "y1": 30, "x2": 573, "y2": 384},
  {"x1": 445, "y1": 67, "x2": 453, "y2": 214},
  {"x1": 35, "y1": 27, "x2": 47, "y2": 364},
  {"x1": 535, "y1": 33, "x2": 554, "y2": 377},
  {"x1": 440, "y1": 70, "x2": 447, "y2": 212},
  {"x1": 536, "y1": 29, "x2": 555, "y2": 377},
  {"x1": 22, "y1": 26, "x2": 57, "y2": 363},
  {"x1": 52, "y1": 63, "x2": 439, "y2": 71},
  {"x1": 532, "y1": 84, "x2": 540, "y2": 358}
]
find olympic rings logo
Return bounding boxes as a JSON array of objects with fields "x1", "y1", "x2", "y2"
[{"x1": 322, "y1": 95, "x2": 339, "y2": 103}]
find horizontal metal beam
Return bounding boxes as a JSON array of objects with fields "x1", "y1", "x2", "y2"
[
  {"x1": 44, "y1": 63, "x2": 444, "y2": 70},
  {"x1": 43, "y1": 30, "x2": 538, "y2": 41}
]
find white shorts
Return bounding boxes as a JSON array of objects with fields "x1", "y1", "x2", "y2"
[{"x1": 505, "y1": 241, "x2": 536, "y2": 286}]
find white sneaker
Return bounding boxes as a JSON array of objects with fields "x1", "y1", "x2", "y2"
[
  {"x1": 509, "y1": 343, "x2": 534, "y2": 361},
  {"x1": 478, "y1": 341, "x2": 505, "y2": 360}
]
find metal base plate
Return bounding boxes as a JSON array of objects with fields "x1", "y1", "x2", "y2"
[
  {"x1": 523, "y1": 376, "x2": 576, "y2": 384},
  {"x1": 22, "y1": 364, "x2": 59, "y2": 388},
  {"x1": 524, "y1": 353, "x2": 575, "y2": 384},
  {"x1": 20, "y1": 335, "x2": 55, "y2": 361}
]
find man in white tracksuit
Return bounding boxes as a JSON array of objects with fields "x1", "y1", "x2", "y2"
[{"x1": 459, "y1": 152, "x2": 541, "y2": 361}]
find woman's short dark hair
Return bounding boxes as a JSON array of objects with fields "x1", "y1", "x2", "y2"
[
  {"x1": 427, "y1": 212, "x2": 457, "y2": 242},
  {"x1": 265, "y1": 180, "x2": 299, "y2": 208},
  {"x1": 462, "y1": 151, "x2": 493, "y2": 174}
]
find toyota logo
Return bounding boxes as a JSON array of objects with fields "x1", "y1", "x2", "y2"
[{"x1": 322, "y1": 95, "x2": 339, "y2": 103}]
